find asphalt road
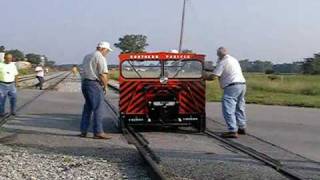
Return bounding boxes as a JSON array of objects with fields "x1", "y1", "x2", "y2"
[{"x1": 206, "y1": 102, "x2": 320, "y2": 162}]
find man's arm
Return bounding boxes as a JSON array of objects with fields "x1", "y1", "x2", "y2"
[
  {"x1": 203, "y1": 60, "x2": 224, "y2": 81},
  {"x1": 211, "y1": 60, "x2": 225, "y2": 79},
  {"x1": 15, "y1": 75, "x2": 19, "y2": 86},
  {"x1": 203, "y1": 71, "x2": 218, "y2": 81},
  {"x1": 96, "y1": 55, "x2": 109, "y2": 92},
  {"x1": 99, "y1": 73, "x2": 108, "y2": 88},
  {"x1": 14, "y1": 66, "x2": 19, "y2": 86}
]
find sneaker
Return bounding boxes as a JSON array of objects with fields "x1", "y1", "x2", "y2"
[
  {"x1": 79, "y1": 133, "x2": 87, "y2": 138},
  {"x1": 93, "y1": 133, "x2": 112, "y2": 140},
  {"x1": 221, "y1": 132, "x2": 238, "y2": 138},
  {"x1": 238, "y1": 128, "x2": 246, "y2": 135}
]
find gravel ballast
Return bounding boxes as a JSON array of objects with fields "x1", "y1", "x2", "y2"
[{"x1": 0, "y1": 144, "x2": 121, "y2": 180}]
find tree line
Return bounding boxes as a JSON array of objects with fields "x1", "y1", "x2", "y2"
[
  {"x1": 113, "y1": 34, "x2": 320, "y2": 75},
  {"x1": 0, "y1": 45, "x2": 55, "y2": 66},
  {"x1": 239, "y1": 53, "x2": 320, "y2": 74},
  {"x1": 239, "y1": 60, "x2": 302, "y2": 74}
]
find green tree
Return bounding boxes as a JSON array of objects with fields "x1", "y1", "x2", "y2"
[
  {"x1": 0, "y1": 46, "x2": 5, "y2": 52},
  {"x1": 303, "y1": 53, "x2": 320, "y2": 74},
  {"x1": 114, "y1": 34, "x2": 149, "y2": 53},
  {"x1": 239, "y1": 59, "x2": 252, "y2": 72},
  {"x1": 239, "y1": 59, "x2": 273, "y2": 72},
  {"x1": 6, "y1": 49, "x2": 24, "y2": 61},
  {"x1": 273, "y1": 62, "x2": 302, "y2": 74},
  {"x1": 25, "y1": 53, "x2": 42, "y2": 65},
  {"x1": 252, "y1": 60, "x2": 273, "y2": 72},
  {"x1": 45, "y1": 60, "x2": 55, "y2": 67}
]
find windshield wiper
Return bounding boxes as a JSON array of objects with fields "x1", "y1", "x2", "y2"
[
  {"x1": 172, "y1": 59, "x2": 188, "y2": 78},
  {"x1": 128, "y1": 61, "x2": 142, "y2": 78}
]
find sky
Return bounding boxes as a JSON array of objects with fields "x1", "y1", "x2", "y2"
[{"x1": 1, "y1": 0, "x2": 320, "y2": 64}]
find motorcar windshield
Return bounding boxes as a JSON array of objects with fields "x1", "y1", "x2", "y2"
[
  {"x1": 121, "y1": 59, "x2": 203, "y2": 79},
  {"x1": 164, "y1": 60, "x2": 203, "y2": 78},
  {"x1": 121, "y1": 60, "x2": 161, "y2": 78}
]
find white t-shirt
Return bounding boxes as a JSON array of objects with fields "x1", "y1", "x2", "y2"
[
  {"x1": 81, "y1": 51, "x2": 108, "y2": 80},
  {"x1": 213, "y1": 55, "x2": 246, "y2": 89},
  {"x1": 0, "y1": 62, "x2": 19, "y2": 82},
  {"x1": 35, "y1": 66, "x2": 44, "y2": 77}
]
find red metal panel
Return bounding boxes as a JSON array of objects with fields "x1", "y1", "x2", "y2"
[{"x1": 119, "y1": 52, "x2": 206, "y2": 118}]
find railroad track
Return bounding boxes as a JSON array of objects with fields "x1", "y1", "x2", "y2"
[
  {"x1": 203, "y1": 130, "x2": 304, "y2": 180},
  {"x1": 17, "y1": 72, "x2": 61, "y2": 83},
  {"x1": 104, "y1": 85, "x2": 167, "y2": 180},
  {"x1": 105, "y1": 81, "x2": 318, "y2": 180},
  {"x1": 0, "y1": 72, "x2": 71, "y2": 127},
  {"x1": 17, "y1": 74, "x2": 37, "y2": 82},
  {"x1": 21, "y1": 72, "x2": 68, "y2": 89}
]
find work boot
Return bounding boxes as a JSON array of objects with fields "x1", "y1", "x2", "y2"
[
  {"x1": 79, "y1": 132, "x2": 87, "y2": 138},
  {"x1": 238, "y1": 128, "x2": 246, "y2": 135},
  {"x1": 221, "y1": 132, "x2": 238, "y2": 138},
  {"x1": 93, "y1": 133, "x2": 112, "y2": 140}
]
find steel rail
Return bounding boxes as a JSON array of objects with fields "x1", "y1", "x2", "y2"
[
  {"x1": 208, "y1": 117, "x2": 320, "y2": 166},
  {"x1": 204, "y1": 130, "x2": 304, "y2": 180},
  {"x1": 22, "y1": 72, "x2": 67, "y2": 89},
  {"x1": 17, "y1": 72, "x2": 56, "y2": 83},
  {"x1": 107, "y1": 80, "x2": 307, "y2": 180},
  {"x1": 104, "y1": 93, "x2": 167, "y2": 180}
]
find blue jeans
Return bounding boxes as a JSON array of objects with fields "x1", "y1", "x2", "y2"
[
  {"x1": 222, "y1": 84, "x2": 247, "y2": 132},
  {"x1": 36, "y1": 76, "x2": 44, "y2": 90},
  {"x1": 80, "y1": 80, "x2": 105, "y2": 134},
  {"x1": 0, "y1": 83, "x2": 17, "y2": 115}
]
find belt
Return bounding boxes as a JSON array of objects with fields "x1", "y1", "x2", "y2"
[
  {"x1": 83, "y1": 79, "x2": 99, "y2": 82},
  {"x1": 83, "y1": 79, "x2": 101, "y2": 84},
  {"x1": 225, "y1": 82, "x2": 245, "y2": 88},
  {"x1": 0, "y1": 81, "x2": 14, "y2": 84}
]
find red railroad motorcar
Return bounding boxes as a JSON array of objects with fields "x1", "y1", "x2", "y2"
[{"x1": 119, "y1": 52, "x2": 206, "y2": 131}]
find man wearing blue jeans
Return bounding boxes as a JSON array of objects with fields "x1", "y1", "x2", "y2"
[
  {"x1": 212, "y1": 47, "x2": 247, "y2": 138},
  {"x1": 0, "y1": 54, "x2": 19, "y2": 116},
  {"x1": 80, "y1": 41, "x2": 113, "y2": 139}
]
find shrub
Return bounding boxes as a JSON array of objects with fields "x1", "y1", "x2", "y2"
[
  {"x1": 265, "y1": 69, "x2": 275, "y2": 74},
  {"x1": 267, "y1": 75, "x2": 280, "y2": 81}
]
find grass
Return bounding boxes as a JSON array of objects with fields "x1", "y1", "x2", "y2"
[
  {"x1": 109, "y1": 70, "x2": 320, "y2": 108},
  {"x1": 207, "y1": 73, "x2": 320, "y2": 108}
]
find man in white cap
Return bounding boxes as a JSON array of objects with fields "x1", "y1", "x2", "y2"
[{"x1": 80, "y1": 41, "x2": 113, "y2": 139}]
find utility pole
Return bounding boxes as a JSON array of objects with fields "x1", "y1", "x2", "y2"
[{"x1": 178, "y1": 0, "x2": 187, "y2": 52}]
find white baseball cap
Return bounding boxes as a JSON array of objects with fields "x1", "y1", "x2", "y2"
[{"x1": 97, "y1": 41, "x2": 113, "y2": 52}]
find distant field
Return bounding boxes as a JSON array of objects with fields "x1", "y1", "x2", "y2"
[
  {"x1": 207, "y1": 73, "x2": 320, "y2": 108},
  {"x1": 109, "y1": 71, "x2": 320, "y2": 108}
]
